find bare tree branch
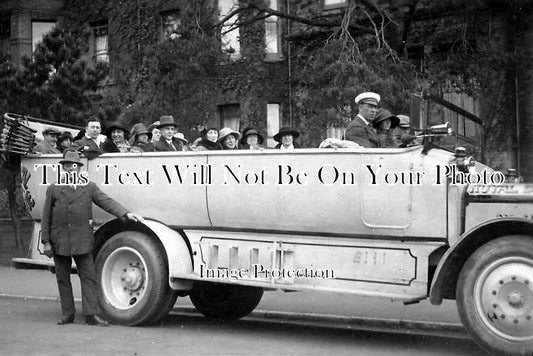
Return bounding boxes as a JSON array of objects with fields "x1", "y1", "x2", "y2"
[
  {"x1": 215, "y1": 3, "x2": 376, "y2": 35},
  {"x1": 222, "y1": 13, "x2": 270, "y2": 35},
  {"x1": 217, "y1": 6, "x2": 248, "y2": 26}
]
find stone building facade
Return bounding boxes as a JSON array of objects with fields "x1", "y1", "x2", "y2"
[
  {"x1": 0, "y1": 0, "x2": 532, "y2": 180},
  {"x1": 0, "y1": 0, "x2": 63, "y2": 67}
]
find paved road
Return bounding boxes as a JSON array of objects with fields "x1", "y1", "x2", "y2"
[
  {"x1": 0, "y1": 298, "x2": 485, "y2": 356},
  {"x1": 0, "y1": 266, "x2": 463, "y2": 325}
]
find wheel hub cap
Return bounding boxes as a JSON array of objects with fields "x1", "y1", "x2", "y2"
[
  {"x1": 122, "y1": 267, "x2": 143, "y2": 291},
  {"x1": 101, "y1": 247, "x2": 148, "y2": 310},
  {"x1": 476, "y1": 257, "x2": 533, "y2": 341},
  {"x1": 508, "y1": 291, "x2": 524, "y2": 308}
]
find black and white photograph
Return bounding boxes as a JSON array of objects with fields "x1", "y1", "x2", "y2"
[{"x1": 0, "y1": 0, "x2": 532, "y2": 355}]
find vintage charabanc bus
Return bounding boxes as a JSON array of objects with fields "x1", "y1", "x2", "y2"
[{"x1": 9, "y1": 117, "x2": 533, "y2": 356}]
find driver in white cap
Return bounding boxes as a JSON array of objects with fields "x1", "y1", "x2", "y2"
[{"x1": 344, "y1": 92, "x2": 381, "y2": 148}]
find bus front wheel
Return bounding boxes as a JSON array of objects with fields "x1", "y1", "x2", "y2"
[
  {"x1": 95, "y1": 231, "x2": 177, "y2": 326},
  {"x1": 456, "y1": 235, "x2": 533, "y2": 356}
]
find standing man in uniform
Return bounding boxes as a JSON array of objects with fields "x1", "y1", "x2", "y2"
[
  {"x1": 344, "y1": 92, "x2": 382, "y2": 148},
  {"x1": 41, "y1": 151, "x2": 144, "y2": 326}
]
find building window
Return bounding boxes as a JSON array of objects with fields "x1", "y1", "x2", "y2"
[
  {"x1": 265, "y1": 0, "x2": 280, "y2": 61},
  {"x1": 327, "y1": 125, "x2": 344, "y2": 139},
  {"x1": 324, "y1": 0, "x2": 346, "y2": 10},
  {"x1": 161, "y1": 10, "x2": 181, "y2": 40},
  {"x1": 32, "y1": 21, "x2": 56, "y2": 53},
  {"x1": 266, "y1": 103, "x2": 280, "y2": 148},
  {"x1": 91, "y1": 22, "x2": 109, "y2": 64},
  {"x1": 443, "y1": 91, "x2": 480, "y2": 139},
  {"x1": 219, "y1": 104, "x2": 241, "y2": 131},
  {"x1": 219, "y1": 0, "x2": 241, "y2": 60},
  {"x1": 0, "y1": 18, "x2": 10, "y2": 55}
]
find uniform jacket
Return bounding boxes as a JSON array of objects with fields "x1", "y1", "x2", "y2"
[
  {"x1": 344, "y1": 115, "x2": 381, "y2": 148},
  {"x1": 34, "y1": 141, "x2": 61, "y2": 154},
  {"x1": 41, "y1": 182, "x2": 129, "y2": 256},
  {"x1": 154, "y1": 137, "x2": 184, "y2": 152}
]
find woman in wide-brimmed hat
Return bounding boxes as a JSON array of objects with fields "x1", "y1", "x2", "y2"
[
  {"x1": 147, "y1": 120, "x2": 161, "y2": 144},
  {"x1": 101, "y1": 121, "x2": 131, "y2": 153},
  {"x1": 173, "y1": 132, "x2": 190, "y2": 151},
  {"x1": 240, "y1": 127, "x2": 264, "y2": 150},
  {"x1": 273, "y1": 127, "x2": 300, "y2": 149},
  {"x1": 217, "y1": 127, "x2": 240, "y2": 150},
  {"x1": 372, "y1": 109, "x2": 400, "y2": 148},
  {"x1": 129, "y1": 123, "x2": 153, "y2": 152},
  {"x1": 196, "y1": 127, "x2": 219, "y2": 151},
  {"x1": 57, "y1": 131, "x2": 74, "y2": 154}
]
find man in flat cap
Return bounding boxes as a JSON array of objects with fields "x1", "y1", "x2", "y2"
[
  {"x1": 344, "y1": 92, "x2": 381, "y2": 148},
  {"x1": 34, "y1": 127, "x2": 62, "y2": 154}
]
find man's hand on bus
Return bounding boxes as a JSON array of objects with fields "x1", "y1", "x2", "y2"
[
  {"x1": 124, "y1": 213, "x2": 144, "y2": 223},
  {"x1": 43, "y1": 242, "x2": 53, "y2": 258}
]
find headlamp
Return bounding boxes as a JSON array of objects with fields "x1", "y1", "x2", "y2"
[{"x1": 450, "y1": 147, "x2": 476, "y2": 174}]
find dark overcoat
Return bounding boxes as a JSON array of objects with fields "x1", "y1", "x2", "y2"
[
  {"x1": 273, "y1": 142, "x2": 300, "y2": 149},
  {"x1": 41, "y1": 182, "x2": 128, "y2": 256},
  {"x1": 34, "y1": 141, "x2": 61, "y2": 154},
  {"x1": 100, "y1": 138, "x2": 120, "y2": 153},
  {"x1": 344, "y1": 116, "x2": 381, "y2": 148},
  {"x1": 154, "y1": 138, "x2": 183, "y2": 151},
  {"x1": 72, "y1": 136, "x2": 102, "y2": 153}
]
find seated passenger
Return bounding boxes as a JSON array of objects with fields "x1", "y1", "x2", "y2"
[
  {"x1": 217, "y1": 128, "x2": 240, "y2": 150},
  {"x1": 148, "y1": 121, "x2": 161, "y2": 144},
  {"x1": 344, "y1": 92, "x2": 381, "y2": 148},
  {"x1": 34, "y1": 127, "x2": 61, "y2": 154},
  {"x1": 173, "y1": 132, "x2": 190, "y2": 151},
  {"x1": 101, "y1": 121, "x2": 131, "y2": 153},
  {"x1": 274, "y1": 127, "x2": 300, "y2": 149},
  {"x1": 154, "y1": 116, "x2": 184, "y2": 151},
  {"x1": 57, "y1": 131, "x2": 73, "y2": 154},
  {"x1": 373, "y1": 109, "x2": 400, "y2": 148},
  {"x1": 72, "y1": 118, "x2": 103, "y2": 157},
  {"x1": 240, "y1": 127, "x2": 264, "y2": 150},
  {"x1": 196, "y1": 128, "x2": 219, "y2": 151},
  {"x1": 129, "y1": 123, "x2": 154, "y2": 152},
  {"x1": 394, "y1": 115, "x2": 420, "y2": 147}
]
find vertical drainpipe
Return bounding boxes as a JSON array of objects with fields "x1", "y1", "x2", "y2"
[
  {"x1": 287, "y1": 0, "x2": 292, "y2": 127},
  {"x1": 513, "y1": 16, "x2": 521, "y2": 176}
]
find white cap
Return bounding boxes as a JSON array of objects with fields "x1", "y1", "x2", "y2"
[
  {"x1": 354, "y1": 92, "x2": 381, "y2": 105},
  {"x1": 397, "y1": 115, "x2": 410, "y2": 128}
]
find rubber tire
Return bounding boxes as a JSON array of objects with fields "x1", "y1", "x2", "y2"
[
  {"x1": 95, "y1": 231, "x2": 178, "y2": 326},
  {"x1": 190, "y1": 281, "x2": 263, "y2": 319},
  {"x1": 456, "y1": 235, "x2": 533, "y2": 356}
]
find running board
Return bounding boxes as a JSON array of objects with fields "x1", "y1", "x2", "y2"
[{"x1": 171, "y1": 274, "x2": 427, "y2": 303}]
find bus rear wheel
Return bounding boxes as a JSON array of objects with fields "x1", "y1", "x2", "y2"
[
  {"x1": 190, "y1": 281, "x2": 263, "y2": 319},
  {"x1": 456, "y1": 235, "x2": 533, "y2": 356}
]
